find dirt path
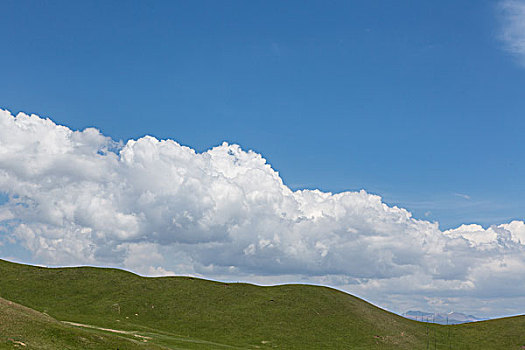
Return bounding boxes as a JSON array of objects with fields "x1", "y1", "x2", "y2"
[
  {"x1": 61, "y1": 321, "x2": 152, "y2": 341},
  {"x1": 62, "y1": 320, "x2": 246, "y2": 349}
]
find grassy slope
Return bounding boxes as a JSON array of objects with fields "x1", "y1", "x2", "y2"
[
  {"x1": 0, "y1": 296, "x2": 166, "y2": 350},
  {"x1": 0, "y1": 259, "x2": 524, "y2": 349}
]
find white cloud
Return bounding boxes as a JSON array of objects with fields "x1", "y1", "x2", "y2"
[
  {"x1": 453, "y1": 193, "x2": 471, "y2": 200},
  {"x1": 498, "y1": 0, "x2": 525, "y2": 65},
  {"x1": 0, "y1": 109, "x2": 524, "y2": 317}
]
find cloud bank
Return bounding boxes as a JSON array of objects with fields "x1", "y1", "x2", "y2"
[{"x1": 1, "y1": 109, "x2": 524, "y2": 317}]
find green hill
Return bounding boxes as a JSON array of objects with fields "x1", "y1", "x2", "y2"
[
  {"x1": 0, "y1": 259, "x2": 524, "y2": 349},
  {"x1": 0, "y1": 296, "x2": 166, "y2": 349}
]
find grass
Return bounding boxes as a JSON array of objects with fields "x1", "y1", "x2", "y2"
[
  {"x1": 0, "y1": 259, "x2": 524, "y2": 349},
  {"x1": 0, "y1": 296, "x2": 166, "y2": 349}
]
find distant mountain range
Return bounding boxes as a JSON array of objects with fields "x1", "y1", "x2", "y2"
[{"x1": 403, "y1": 310, "x2": 485, "y2": 324}]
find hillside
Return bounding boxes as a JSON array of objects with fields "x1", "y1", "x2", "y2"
[
  {"x1": 0, "y1": 296, "x2": 165, "y2": 349},
  {"x1": 0, "y1": 259, "x2": 524, "y2": 349}
]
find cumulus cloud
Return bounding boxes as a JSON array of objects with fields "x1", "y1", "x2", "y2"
[
  {"x1": 0, "y1": 109, "x2": 524, "y2": 317},
  {"x1": 498, "y1": 0, "x2": 525, "y2": 65}
]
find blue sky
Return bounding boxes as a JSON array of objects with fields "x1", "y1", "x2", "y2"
[
  {"x1": 1, "y1": 1, "x2": 525, "y2": 316},
  {"x1": 2, "y1": 0, "x2": 524, "y2": 229}
]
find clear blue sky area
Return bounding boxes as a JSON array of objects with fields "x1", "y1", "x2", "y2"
[{"x1": 1, "y1": 0, "x2": 524, "y2": 229}]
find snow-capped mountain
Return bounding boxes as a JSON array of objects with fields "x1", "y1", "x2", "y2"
[{"x1": 403, "y1": 311, "x2": 485, "y2": 324}]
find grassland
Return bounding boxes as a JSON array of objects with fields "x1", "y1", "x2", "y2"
[
  {"x1": 0, "y1": 296, "x2": 167, "y2": 349},
  {"x1": 0, "y1": 259, "x2": 524, "y2": 349}
]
